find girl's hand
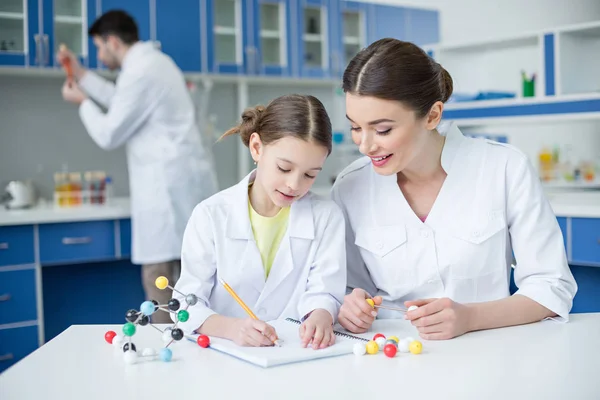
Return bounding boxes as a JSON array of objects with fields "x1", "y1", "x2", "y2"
[
  {"x1": 338, "y1": 288, "x2": 382, "y2": 333},
  {"x1": 300, "y1": 309, "x2": 335, "y2": 349},
  {"x1": 229, "y1": 318, "x2": 278, "y2": 347},
  {"x1": 404, "y1": 298, "x2": 473, "y2": 340}
]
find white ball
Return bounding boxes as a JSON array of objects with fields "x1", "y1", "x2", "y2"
[
  {"x1": 353, "y1": 343, "x2": 367, "y2": 356},
  {"x1": 398, "y1": 339, "x2": 410, "y2": 353},
  {"x1": 112, "y1": 334, "x2": 124, "y2": 348},
  {"x1": 405, "y1": 336, "x2": 415, "y2": 343},
  {"x1": 142, "y1": 348, "x2": 157, "y2": 359},
  {"x1": 375, "y1": 337, "x2": 386, "y2": 350},
  {"x1": 123, "y1": 350, "x2": 138, "y2": 364},
  {"x1": 162, "y1": 330, "x2": 173, "y2": 343},
  {"x1": 408, "y1": 305, "x2": 419, "y2": 312}
]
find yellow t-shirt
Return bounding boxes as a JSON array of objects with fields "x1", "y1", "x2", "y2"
[{"x1": 248, "y1": 198, "x2": 290, "y2": 279}]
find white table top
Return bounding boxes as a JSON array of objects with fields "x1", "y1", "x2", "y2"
[{"x1": 2, "y1": 314, "x2": 600, "y2": 399}]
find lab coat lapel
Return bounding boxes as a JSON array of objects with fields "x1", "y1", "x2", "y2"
[
  {"x1": 225, "y1": 170, "x2": 265, "y2": 294},
  {"x1": 258, "y1": 195, "x2": 314, "y2": 303}
]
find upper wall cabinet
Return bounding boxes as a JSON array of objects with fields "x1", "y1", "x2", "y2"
[{"x1": 0, "y1": 0, "x2": 441, "y2": 79}]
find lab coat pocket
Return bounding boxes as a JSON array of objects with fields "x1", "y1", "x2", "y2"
[
  {"x1": 447, "y1": 209, "x2": 507, "y2": 279},
  {"x1": 354, "y1": 225, "x2": 414, "y2": 287}
]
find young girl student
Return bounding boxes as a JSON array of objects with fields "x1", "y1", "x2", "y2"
[{"x1": 173, "y1": 94, "x2": 347, "y2": 349}]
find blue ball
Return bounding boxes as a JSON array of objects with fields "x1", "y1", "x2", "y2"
[
  {"x1": 160, "y1": 348, "x2": 172, "y2": 362},
  {"x1": 140, "y1": 301, "x2": 155, "y2": 316}
]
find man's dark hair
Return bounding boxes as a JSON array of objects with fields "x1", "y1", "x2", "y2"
[{"x1": 88, "y1": 10, "x2": 139, "y2": 45}]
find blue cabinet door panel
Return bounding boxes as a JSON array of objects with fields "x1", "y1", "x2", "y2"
[
  {"x1": 156, "y1": 0, "x2": 201, "y2": 72},
  {"x1": 367, "y1": 5, "x2": 406, "y2": 44},
  {"x1": 0, "y1": 225, "x2": 35, "y2": 267},
  {"x1": 0, "y1": 268, "x2": 37, "y2": 325},
  {"x1": 119, "y1": 219, "x2": 131, "y2": 258},
  {"x1": 39, "y1": 221, "x2": 115, "y2": 265},
  {"x1": 405, "y1": 8, "x2": 439, "y2": 46},
  {"x1": 0, "y1": 325, "x2": 39, "y2": 374},
  {"x1": 571, "y1": 218, "x2": 600, "y2": 265},
  {"x1": 206, "y1": 0, "x2": 249, "y2": 74}
]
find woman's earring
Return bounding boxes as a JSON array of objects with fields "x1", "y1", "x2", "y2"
[{"x1": 253, "y1": 161, "x2": 257, "y2": 165}]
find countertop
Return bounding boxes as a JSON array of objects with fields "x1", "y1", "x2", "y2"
[
  {"x1": 0, "y1": 190, "x2": 599, "y2": 227},
  {"x1": 2, "y1": 315, "x2": 600, "y2": 399}
]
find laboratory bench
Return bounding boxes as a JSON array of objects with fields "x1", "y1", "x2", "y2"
[{"x1": 1, "y1": 192, "x2": 599, "y2": 374}]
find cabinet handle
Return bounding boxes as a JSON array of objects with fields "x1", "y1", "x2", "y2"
[
  {"x1": 0, "y1": 293, "x2": 11, "y2": 302},
  {"x1": 0, "y1": 353, "x2": 14, "y2": 362},
  {"x1": 0, "y1": 242, "x2": 8, "y2": 250},
  {"x1": 42, "y1": 34, "x2": 50, "y2": 66},
  {"x1": 62, "y1": 237, "x2": 92, "y2": 245},
  {"x1": 34, "y1": 34, "x2": 41, "y2": 65}
]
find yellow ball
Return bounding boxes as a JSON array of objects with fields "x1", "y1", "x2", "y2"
[
  {"x1": 409, "y1": 340, "x2": 423, "y2": 354},
  {"x1": 366, "y1": 298, "x2": 375, "y2": 308},
  {"x1": 366, "y1": 340, "x2": 379, "y2": 354},
  {"x1": 155, "y1": 276, "x2": 169, "y2": 290},
  {"x1": 388, "y1": 336, "x2": 400, "y2": 344}
]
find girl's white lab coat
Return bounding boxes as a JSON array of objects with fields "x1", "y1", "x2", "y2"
[
  {"x1": 77, "y1": 41, "x2": 217, "y2": 265},
  {"x1": 331, "y1": 123, "x2": 577, "y2": 321},
  {"x1": 173, "y1": 171, "x2": 347, "y2": 334}
]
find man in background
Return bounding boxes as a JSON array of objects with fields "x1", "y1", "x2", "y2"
[{"x1": 60, "y1": 10, "x2": 218, "y2": 322}]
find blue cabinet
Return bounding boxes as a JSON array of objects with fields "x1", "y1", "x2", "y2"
[
  {"x1": 0, "y1": 268, "x2": 37, "y2": 325},
  {"x1": 331, "y1": 1, "x2": 368, "y2": 78},
  {"x1": 119, "y1": 219, "x2": 132, "y2": 258},
  {"x1": 0, "y1": 325, "x2": 39, "y2": 374},
  {"x1": 367, "y1": 4, "x2": 407, "y2": 44},
  {"x1": 296, "y1": 0, "x2": 333, "y2": 78},
  {"x1": 0, "y1": 225, "x2": 35, "y2": 267},
  {"x1": 156, "y1": 0, "x2": 202, "y2": 72},
  {"x1": 0, "y1": 0, "x2": 40, "y2": 66},
  {"x1": 571, "y1": 218, "x2": 600, "y2": 266},
  {"x1": 405, "y1": 8, "x2": 439, "y2": 46},
  {"x1": 205, "y1": 0, "x2": 250, "y2": 74},
  {"x1": 39, "y1": 221, "x2": 115, "y2": 265}
]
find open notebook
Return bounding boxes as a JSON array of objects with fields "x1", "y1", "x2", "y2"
[{"x1": 188, "y1": 318, "x2": 369, "y2": 368}]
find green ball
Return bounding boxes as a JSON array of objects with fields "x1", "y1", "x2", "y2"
[
  {"x1": 123, "y1": 322, "x2": 136, "y2": 337},
  {"x1": 177, "y1": 310, "x2": 189, "y2": 322}
]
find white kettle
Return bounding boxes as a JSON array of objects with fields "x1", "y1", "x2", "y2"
[{"x1": 1, "y1": 181, "x2": 36, "y2": 209}]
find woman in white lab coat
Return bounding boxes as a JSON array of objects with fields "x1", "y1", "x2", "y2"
[
  {"x1": 332, "y1": 38, "x2": 578, "y2": 340},
  {"x1": 173, "y1": 94, "x2": 346, "y2": 348}
]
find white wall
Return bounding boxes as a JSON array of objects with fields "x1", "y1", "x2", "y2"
[{"x1": 359, "y1": 0, "x2": 600, "y2": 43}]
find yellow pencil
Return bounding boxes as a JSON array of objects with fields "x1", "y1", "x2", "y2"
[{"x1": 218, "y1": 278, "x2": 281, "y2": 346}]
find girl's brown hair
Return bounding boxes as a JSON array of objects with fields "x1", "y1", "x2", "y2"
[
  {"x1": 221, "y1": 94, "x2": 332, "y2": 155},
  {"x1": 342, "y1": 38, "x2": 453, "y2": 119}
]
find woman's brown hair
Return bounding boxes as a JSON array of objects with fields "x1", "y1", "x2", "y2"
[
  {"x1": 342, "y1": 38, "x2": 453, "y2": 119},
  {"x1": 221, "y1": 94, "x2": 332, "y2": 155}
]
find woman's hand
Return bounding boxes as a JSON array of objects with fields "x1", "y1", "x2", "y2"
[
  {"x1": 338, "y1": 288, "x2": 382, "y2": 333},
  {"x1": 404, "y1": 298, "x2": 473, "y2": 340}
]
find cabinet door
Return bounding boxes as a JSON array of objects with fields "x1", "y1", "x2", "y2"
[
  {"x1": 42, "y1": 0, "x2": 91, "y2": 68},
  {"x1": 251, "y1": 0, "x2": 292, "y2": 76},
  {"x1": 405, "y1": 8, "x2": 439, "y2": 46},
  {"x1": 334, "y1": 1, "x2": 368, "y2": 78},
  {"x1": 297, "y1": 0, "x2": 331, "y2": 78},
  {"x1": 156, "y1": 0, "x2": 202, "y2": 72},
  {"x1": 0, "y1": 0, "x2": 40, "y2": 66},
  {"x1": 89, "y1": 0, "x2": 151, "y2": 69},
  {"x1": 367, "y1": 4, "x2": 407, "y2": 44},
  {"x1": 206, "y1": 0, "x2": 249, "y2": 74}
]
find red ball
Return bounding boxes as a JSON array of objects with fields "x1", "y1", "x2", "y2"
[
  {"x1": 373, "y1": 333, "x2": 386, "y2": 341},
  {"x1": 104, "y1": 330, "x2": 117, "y2": 344},
  {"x1": 197, "y1": 334, "x2": 210, "y2": 348},
  {"x1": 384, "y1": 343, "x2": 397, "y2": 358}
]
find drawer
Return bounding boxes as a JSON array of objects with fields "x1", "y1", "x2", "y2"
[
  {"x1": 571, "y1": 218, "x2": 600, "y2": 265},
  {"x1": 0, "y1": 225, "x2": 35, "y2": 267},
  {"x1": 0, "y1": 325, "x2": 39, "y2": 374},
  {"x1": 0, "y1": 268, "x2": 37, "y2": 325},
  {"x1": 39, "y1": 221, "x2": 116, "y2": 265},
  {"x1": 119, "y1": 219, "x2": 131, "y2": 257},
  {"x1": 557, "y1": 217, "x2": 568, "y2": 251}
]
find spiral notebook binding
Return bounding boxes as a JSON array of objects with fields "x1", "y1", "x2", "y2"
[{"x1": 285, "y1": 318, "x2": 369, "y2": 342}]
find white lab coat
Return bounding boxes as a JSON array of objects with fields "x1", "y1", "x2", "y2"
[
  {"x1": 331, "y1": 123, "x2": 577, "y2": 321},
  {"x1": 78, "y1": 41, "x2": 217, "y2": 265},
  {"x1": 173, "y1": 171, "x2": 347, "y2": 334}
]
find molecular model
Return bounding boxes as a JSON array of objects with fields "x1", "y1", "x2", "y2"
[{"x1": 104, "y1": 276, "x2": 211, "y2": 364}]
